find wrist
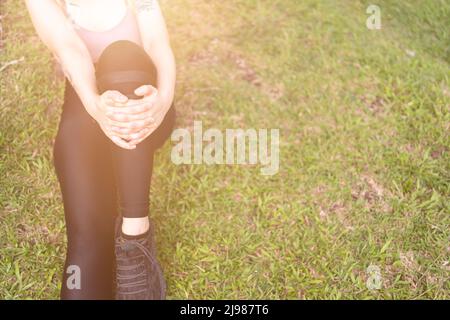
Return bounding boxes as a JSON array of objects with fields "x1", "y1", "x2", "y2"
[
  {"x1": 158, "y1": 89, "x2": 174, "y2": 109},
  {"x1": 82, "y1": 93, "x2": 102, "y2": 122}
]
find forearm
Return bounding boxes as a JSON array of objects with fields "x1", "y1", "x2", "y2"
[
  {"x1": 24, "y1": 0, "x2": 100, "y2": 121},
  {"x1": 134, "y1": 0, "x2": 175, "y2": 108},
  {"x1": 145, "y1": 43, "x2": 176, "y2": 108},
  {"x1": 57, "y1": 43, "x2": 99, "y2": 120}
]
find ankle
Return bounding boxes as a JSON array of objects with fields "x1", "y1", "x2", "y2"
[{"x1": 121, "y1": 217, "x2": 150, "y2": 236}]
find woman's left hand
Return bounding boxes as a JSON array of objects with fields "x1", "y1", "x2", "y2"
[{"x1": 105, "y1": 85, "x2": 171, "y2": 146}]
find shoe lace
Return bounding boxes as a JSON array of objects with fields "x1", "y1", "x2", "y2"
[{"x1": 115, "y1": 237, "x2": 166, "y2": 299}]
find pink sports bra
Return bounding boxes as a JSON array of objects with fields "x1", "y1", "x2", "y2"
[{"x1": 65, "y1": 3, "x2": 142, "y2": 62}]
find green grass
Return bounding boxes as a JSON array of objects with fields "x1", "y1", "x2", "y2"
[{"x1": 0, "y1": 0, "x2": 449, "y2": 299}]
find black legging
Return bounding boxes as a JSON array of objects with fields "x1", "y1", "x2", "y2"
[{"x1": 54, "y1": 41, "x2": 175, "y2": 299}]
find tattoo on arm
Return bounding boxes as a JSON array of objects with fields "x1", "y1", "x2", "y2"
[{"x1": 135, "y1": 0, "x2": 156, "y2": 12}]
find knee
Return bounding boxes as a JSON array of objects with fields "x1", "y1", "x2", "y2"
[{"x1": 96, "y1": 40, "x2": 157, "y2": 99}]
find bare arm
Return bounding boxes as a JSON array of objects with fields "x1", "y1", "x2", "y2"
[
  {"x1": 105, "y1": 0, "x2": 176, "y2": 145},
  {"x1": 25, "y1": 0, "x2": 136, "y2": 149},
  {"x1": 25, "y1": 0, "x2": 100, "y2": 120},
  {"x1": 134, "y1": 0, "x2": 176, "y2": 108}
]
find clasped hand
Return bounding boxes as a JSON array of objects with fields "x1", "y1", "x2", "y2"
[{"x1": 96, "y1": 85, "x2": 168, "y2": 150}]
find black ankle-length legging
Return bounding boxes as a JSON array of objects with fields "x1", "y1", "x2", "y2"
[{"x1": 54, "y1": 41, "x2": 175, "y2": 299}]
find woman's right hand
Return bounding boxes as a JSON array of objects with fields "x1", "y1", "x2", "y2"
[
  {"x1": 94, "y1": 90, "x2": 157, "y2": 150},
  {"x1": 95, "y1": 91, "x2": 137, "y2": 150}
]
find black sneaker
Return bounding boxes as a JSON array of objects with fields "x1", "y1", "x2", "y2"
[{"x1": 113, "y1": 216, "x2": 166, "y2": 300}]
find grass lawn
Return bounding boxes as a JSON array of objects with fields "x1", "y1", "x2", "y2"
[{"x1": 0, "y1": 0, "x2": 449, "y2": 299}]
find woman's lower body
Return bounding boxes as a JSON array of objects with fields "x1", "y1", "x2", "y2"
[{"x1": 53, "y1": 42, "x2": 175, "y2": 299}]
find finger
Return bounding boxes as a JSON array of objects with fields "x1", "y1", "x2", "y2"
[
  {"x1": 108, "y1": 90, "x2": 128, "y2": 103},
  {"x1": 128, "y1": 134, "x2": 150, "y2": 146},
  {"x1": 108, "y1": 117, "x2": 156, "y2": 130},
  {"x1": 107, "y1": 101, "x2": 153, "y2": 115},
  {"x1": 106, "y1": 110, "x2": 155, "y2": 123},
  {"x1": 104, "y1": 90, "x2": 128, "y2": 106},
  {"x1": 128, "y1": 124, "x2": 159, "y2": 146},
  {"x1": 110, "y1": 121, "x2": 157, "y2": 136},
  {"x1": 99, "y1": 124, "x2": 135, "y2": 149},
  {"x1": 134, "y1": 85, "x2": 157, "y2": 97},
  {"x1": 110, "y1": 125, "x2": 140, "y2": 136},
  {"x1": 134, "y1": 128, "x2": 157, "y2": 145},
  {"x1": 111, "y1": 135, "x2": 136, "y2": 150},
  {"x1": 125, "y1": 127, "x2": 153, "y2": 141},
  {"x1": 114, "y1": 110, "x2": 163, "y2": 136},
  {"x1": 110, "y1": 122, "x2": 150, "y2": 135},
  {"x1": 109, "y1": 122, "x2": 128, "y2": 135}
]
